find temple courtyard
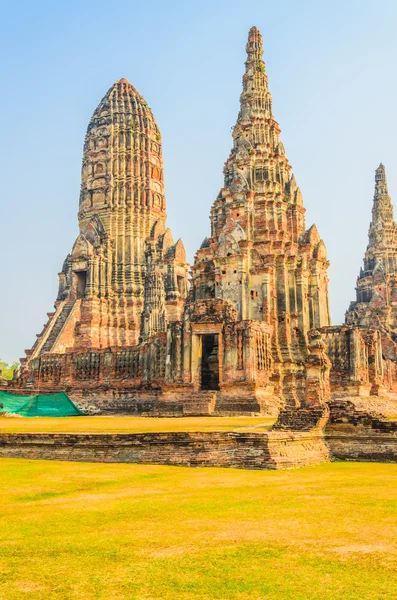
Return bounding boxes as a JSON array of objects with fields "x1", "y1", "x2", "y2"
[{"x1": 0, "y1": 458, "x2": 396, "y2": 599}]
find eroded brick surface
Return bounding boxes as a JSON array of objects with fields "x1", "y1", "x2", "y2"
[{"x1": 0, "y1": 431, "x2": 330, "y2": 470}]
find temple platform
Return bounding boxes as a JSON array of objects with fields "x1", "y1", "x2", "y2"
[{"x1": 1, "y1": 406, "x2": 397, "y2": 469}]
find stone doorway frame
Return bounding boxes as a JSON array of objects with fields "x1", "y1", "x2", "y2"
[{"x1": 190, "y1": 323, "x2": 224, "y2": 389}]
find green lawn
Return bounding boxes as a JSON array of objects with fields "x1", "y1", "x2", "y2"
[
  {"x1": 0, "y1": 460, "x2": 396, "y2": 599},
  {"x1": 0, "y1": 415, "x2": 275, "y2": 434}
]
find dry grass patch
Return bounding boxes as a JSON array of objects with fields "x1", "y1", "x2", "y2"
[
  {"x1": 0, "y1": 459, "x2": 396, "y2": 599},
  {"x1": 0, "y1": 415, "x2": 275, "y2": 434}
]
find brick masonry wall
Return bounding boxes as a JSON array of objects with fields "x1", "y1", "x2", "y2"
[
  {"x1": 334, "y1": 394, "x2": 397, "y2": 417},
  {"x1": 69, "y1": 389, "x2": 217, "y2": 417},
  {"x1": 0, "y1": 431, "x2": 329, "y2": 470},
  {"x1": 325, "y1": 424, "x2": 397, "y2": 462},
  {"x1": 324, "y1": 401, "x2": 397, "y2": 462},
  {"x1": 2, "y1": 401, "x2": 397, "y2": 469}
]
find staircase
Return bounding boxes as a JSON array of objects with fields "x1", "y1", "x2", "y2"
[
  {"x1": 180, "y1": 391, "x2": 218, "y2": 416},
  {"x1": 213, "y1": 395, "x2": 263, "y2": 415},
  {"x1": 144, "y1": 391, "x2": 217, "y2": 417},
  {"x1": 40, "y1": 302, "x2": 75, "y2": 355}
]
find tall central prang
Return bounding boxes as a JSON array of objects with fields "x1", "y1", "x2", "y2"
[{"x1": 192, "y1": 27, "x2": 331, "y2": 407}]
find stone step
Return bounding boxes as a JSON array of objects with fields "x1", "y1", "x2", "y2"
[
  {"x1": 214, "y1": 396, "x2": 263, "y2": 415},
  {"x1": 40, "y1": 303, "x2": 75, "y2": 354}
]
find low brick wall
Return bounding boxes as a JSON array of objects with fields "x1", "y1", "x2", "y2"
[
  {"x1": 325, "y1": 425, "x2": 397, "y2": 462},
  {"x1": 330, "y1": 393, "x2": 397, "y2": 418},
  {"x1": 0, "y1": 430, "x2": 329, "y2": 470},
  {"x1": 3, "y1": 401, "x2": 397, "y2": 469},
  {"x1": 325, "y1": 401, "x2": 397, "y2": 462}
]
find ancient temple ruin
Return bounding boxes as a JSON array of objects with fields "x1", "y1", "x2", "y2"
[
  {"x1": 12, "y1": 28, "x2": 397, "y2": 417},
  {"x1": 316, "y1": 164, "x2": 397, "y2": 409},
  {"x1": 346, "y1": 164, "x2": 397, "y2": 362},
  {"x1": 190, "y1": 26, "x2": 331, "y2": 413}
]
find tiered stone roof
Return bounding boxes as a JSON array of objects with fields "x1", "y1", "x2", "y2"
[{"x1": 346, "y1": 164, "x2": 397, "y2": 350}]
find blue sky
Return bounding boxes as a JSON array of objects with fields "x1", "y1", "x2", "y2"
[{"x1": 1, "y1": 0, "x2": 397, "y2": 362}]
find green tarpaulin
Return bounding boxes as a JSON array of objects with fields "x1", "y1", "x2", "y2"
[{"x1": 0, "y1": 391, "x2": 85, "y2": 417}]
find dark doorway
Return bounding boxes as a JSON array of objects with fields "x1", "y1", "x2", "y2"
[
  {"x1": 76, "y1": 271, "x2": 87, "y2": 299},
  {"x1": 201, "y1": 334, "x2": 220, "y2": 390}
]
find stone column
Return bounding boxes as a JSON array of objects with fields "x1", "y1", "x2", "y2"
[
  {"x1": 305, "y1": 331, "x2": 331, "y2": 407},
  {"x1": 243, "y1": 325, "x2": 255, "y2": 383},
  {"x1": 261, "y1": 274, "x2": 271, "y2": 325},
  {"x1": 191, "y1": 334, "x2": 202, "y2": 389},
  {"x1": 165, "y1": 324, "x2": 173, "y2": 383}
]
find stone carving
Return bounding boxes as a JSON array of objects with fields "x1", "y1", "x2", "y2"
[{"x1": 230, "y1": 169, "x2": 250, "y2": 193}]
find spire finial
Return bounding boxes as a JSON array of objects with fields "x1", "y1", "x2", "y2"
[
  {"x1": 247, "y1": 27, "x2": 263, "y2": 48},
  {"x1": 243, "y1": 26, "x2": 266, "y2": 87},
  {"x1": 246, "y1": 26, "x2": 264, "y2": 65},
  {"x1": 375, "y1": 163, "x2": 388, "y2": 197},
  {"x1": 368, "y1": 163, "x2": 395, "y2": 248}
]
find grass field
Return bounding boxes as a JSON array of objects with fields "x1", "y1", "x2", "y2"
[
  {"x1": 0, "y1": 460, "x2": 397, "y2": 599},
  {"x1": 0, "y1": 415, "x2": 275, "y2": 434}
]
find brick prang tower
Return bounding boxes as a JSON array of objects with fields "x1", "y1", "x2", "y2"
[
  {"x1": 26, "y1": 79, "x2": 188, "y2": 362},
  {"x1": 192, "y1": 27, "x2": 331, "y2": 406}
]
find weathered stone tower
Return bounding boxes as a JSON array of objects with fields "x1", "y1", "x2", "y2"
[
  {"x1": 25, "y1": 79, "x2": 188, "y2": 362},
  {"x1": 192, "y1": 27, "x2": 331, "y2": 407},
  {"x1": 346, "y1": 164, "x2": 397, "y2": 359}
]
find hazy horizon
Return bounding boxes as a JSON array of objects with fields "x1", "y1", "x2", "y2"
[{"x1": 1, "y1": 0, "x2": 397, "y2": 363}]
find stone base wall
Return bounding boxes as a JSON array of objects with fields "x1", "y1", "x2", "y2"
[
  {"x1": 69, "y1": 389, "x2": 215, "y2": 417},
  {"x1": 2, "y1": 409, "x2": 397, "y2": 468},
  {"x1": 50, "y1": 387, "x2": 278, "y2": 417},
  {"x1": 324, "y1": 400, "x2": 397, "y2": 462},
  {"x1": 0, "y1": 430, "x2": 329, "y2": 470},
  {"x1": 212, "y1": 385, "x2": 281, "y2": 417},
  {"x1": 272, "y1": 406, "x2": 329, "y2": 431},
  {"x1": 2, "y1": 398, "x2": 397, "y2": 469},
  {"x1": 325, "y1": 425, "x2": 397, "y2": 463},
  {"x1": 331, "y1": 393, "x2": 397, "y2": 417}
]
